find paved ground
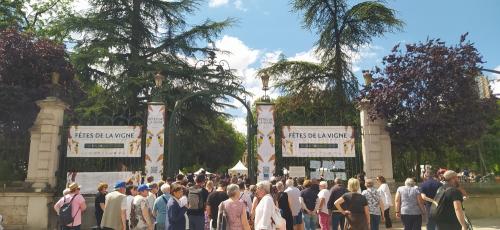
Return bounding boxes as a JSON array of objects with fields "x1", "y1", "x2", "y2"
[{"x1": 386, "y1": 218, "x2": 500, "y2": 230}]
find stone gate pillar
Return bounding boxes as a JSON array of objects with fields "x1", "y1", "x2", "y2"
[
  {"x1": 25, "y1": 96, "x2": 68, "y2": 190},
  {"x1": 359, "y1": 99, "x2": 394, "y2": 181}
]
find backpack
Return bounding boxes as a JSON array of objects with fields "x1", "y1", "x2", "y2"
[
  {"x1": 430, "y1": 186, "x2": 453, "y2": 220},
  {"x1": 188, "y1": 186, "x2": 205, "y2": 211},
  {"x1": 58, "y1": 194, "x2": 78, "y2": 226}
]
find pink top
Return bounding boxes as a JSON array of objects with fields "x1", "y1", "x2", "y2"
[
  {"x1": 55, "y1": 193, "x2": 86, "y2": 226},
  {"x1": 223, "y1": 199, "x2": 244, "y2": 230}
]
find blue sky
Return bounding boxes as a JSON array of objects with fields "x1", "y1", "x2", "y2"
[{"x1": 183, "y1": 0, "x2": 500, "y2": 132}]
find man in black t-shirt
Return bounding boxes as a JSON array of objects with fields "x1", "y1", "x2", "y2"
[
  {"x1": 435, "y1": 170, "x2": 466, "y2": 230},
  {"x1": 187, "y1": 174, "x2": 209, "y2": 230},
  {"x1": 207, "y1": 181, "x2": 228, "y2": 229}
]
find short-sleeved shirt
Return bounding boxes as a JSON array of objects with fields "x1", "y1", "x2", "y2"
[
  {"x1": 55, "y1": 193, "x2": 86, "y2": 227},
  {"x1": 436, "y1": 185, "x2": 463, "y2": 227},
  {"x1": 397, "y1": 186, "x2": 422, "y2": 215},
  {"x1": 285, "y1": 186, "x2": 302, "y2": 216},
  {"x1": 329, "y1": 184, "x2": 348, "y2": 211},
  {"x1": 153, "y1": 194, "x2": 171, "y2": 225},
  {"x1": 300, "y1": 188, "x2": 318, "y2": 211},
  {"x1": 95, "y1": 192, "x2": 106, "y2": 215},
  {"x1": 131, "y1": 195, "x2": 151, "y2": 229},
  {"x1": 207, "y1": 191, "x2": 229, "y2": 228},
  {"x1": 342, "y1": 192, "x2": 368, "y2": 214},
  {"x1": 187, "y1": 186, "x2": 209, "y2": 216},
  {"x1": 317, "y1": 189, "x2": 330, "y2": 214},
  {"x1": 420, "y1": 178, "x2": 442, "y2": 201},
  {"x1": 362, "y1": 188, "x2": 383, "y2": 215}
]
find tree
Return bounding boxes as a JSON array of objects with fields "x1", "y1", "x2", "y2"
[
  {"x1": 0, "y1": 29, "x2": 79, "y2": 181},
  {"x1": 65, "y1": 0, "x2": 241, "y2": 116},
  {"x1": 361, "y1": 35, "x2": 497, "y2": 178},
  {"x1": 0, "y1": 29, "x2": 78, "y2": 133},
  {"x1": 259, "y1": 0, "x2": 402, "y2": 124},
  {"x1": 0, "y1": 0, "x2": 75, "y2": 41}
]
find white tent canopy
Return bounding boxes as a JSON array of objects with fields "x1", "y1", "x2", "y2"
[
  {"x1": 194, "y1": 168, "x2": 212, "y2": 175},
  {"x1": 228, "y1": 161, "x2": 248, "y2": 176}
]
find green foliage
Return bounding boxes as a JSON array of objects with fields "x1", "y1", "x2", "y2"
[
  {"x1": 0, "y1": 29, "x2": 78, "y2": 133},
  {"x1": 362, "y1": 35, "x2": 496, "y2": 150},
  {"x1": 362, "y1": 35, "x2": 498, "y2": 179},
  {"x1": 177, "y1": 116, "x2": 246, "y2": 173},
  {"x1": 259, "y1": 0, "x2": 403, "y2": 129},
  {"x1": 0, "y1": 0, "x2": 75, "y2": 41}
]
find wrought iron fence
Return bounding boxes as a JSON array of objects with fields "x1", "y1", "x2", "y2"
[
  {"x1": 0, "y1": 130, "x2": 30, "y2": 182},
  {"x1": 56, "y1": 110, "x2": 147, "y2": 192}
]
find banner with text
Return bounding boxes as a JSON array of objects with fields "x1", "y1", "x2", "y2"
[
  {"x1": 256, "y1": 104, "x2": 276, "y2": 182},
  {"x1": 67, "y1": 126, "x2": 142, "y2": 157},
  {"x1": 67, "y1": 171, "x2": 141, "y2": 194},
  {"x1": 281, "y1": 126, "x2": 355, "y2": 157},
  {"x1": 145, "y1": 104, "x2": 166, "y2": 181}
]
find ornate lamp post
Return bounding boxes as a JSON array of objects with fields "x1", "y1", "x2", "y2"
[
  {"x1": 152, "y1": 72, "x2": 165, "y2": 102},
  {"x1": 362, "y1": 70, "x2": 373, "y2": 86},
  {"x1": 260, "y1": 73, "x2": 270, "y2": 101}
]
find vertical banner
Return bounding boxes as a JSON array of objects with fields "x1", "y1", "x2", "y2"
[
  {"x1": 256, "y1": 103, "x2": 275, "y2": 182},
  {"x1": 145, "y1": 103, "x2": 165, "y2": 181}
]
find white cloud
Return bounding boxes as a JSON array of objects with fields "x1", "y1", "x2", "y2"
[
  {"x1": 214, "y1": 35, "x2": 260, "y2": 75},
  {"x1": 289, "y1": 47, "x2": 321, "y2": 63},
  {"x1": 209, "y1": 0, "x2": 229, "y2": 7},
  {"x1": 230, "y1": 117, "x2": 248, "y2": 134},
  {"x1": 234, "y1": 0, "x2": 247, "y2": 11},
  {"x1": 73, "y1": 0, "x2": 91, "y2": 12}
]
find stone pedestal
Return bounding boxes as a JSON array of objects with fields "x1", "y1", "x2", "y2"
[
  {"x1": 25, "y1": 97, "x2": 68, "y2": 190},
  {"x1": 359, "y1": 99, "x2": 394, "y2": 181}
]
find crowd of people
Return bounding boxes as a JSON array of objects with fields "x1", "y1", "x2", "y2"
[{"x1": 53, "y1": 169, "x2": 470, "y2": 230}]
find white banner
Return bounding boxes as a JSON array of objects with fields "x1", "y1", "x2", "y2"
[
  {"x1": 66, "y1": 171, "x2": 141, "y2": 194},
  {"x1": 145, "y1": 104, "x2": 165, "y2": 181},
  {"x1": 281, "y1": 126, "x2": 355, "y2": 158},
  {"x1": 67, "y1": 126, "x2": 142, "y2": 157},
  {"x1": 256, "y1": 104, "x2": 275, "y2": 182},
  {"x1": 288, "y1": 166, "x2": 306, "y2": 178}
]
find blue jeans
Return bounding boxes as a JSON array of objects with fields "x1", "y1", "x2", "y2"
[
  {"x1": 426, "y1": 203, "x2": 436, "y2": 230},
  {"x1": 370, "y1": 214, "x2": 381, "y2": 230},
  {"x1": 302, "y1": 213, "x2": 317, "y2": 230},
  {"x1": 331, "y1": 213, "x2": 345, "y2": 230}
]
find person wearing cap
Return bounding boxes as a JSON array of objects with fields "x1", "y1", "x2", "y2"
[
  {"x1": 101, "y1": 181, "x2": 127, "y2": 230},
  {"x1": 434, "y1": 170, "x2": 467, "y2": 230},
  {"x1": 130, "y1": 184, "x2": 154, "y2": 230},
  {"x1": 54, "y1": 183, "x2": 86, "y2": 230}
]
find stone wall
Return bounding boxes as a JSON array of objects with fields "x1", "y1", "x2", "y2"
[{"x1": 0, "y1": 192, "x2": 53, "y2": 230}]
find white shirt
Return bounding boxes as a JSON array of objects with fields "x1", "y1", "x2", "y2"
[
  {"x1": 317, "y1": 189, "x2": 330, "y2": 214},
  {"x1": 240, "y1": 190, "x2": 253, "y2": 213},
  {"x1": 147, "y1": 192, "x2": 156, "y2": 211},
  {"x1": 284, "y1": 186, "x2": 301, "y2": 216},
  {"x1": 125, "y1": 195, "x2": 134, "y2": 220},
  {"x1": 377, "y1": 183, "x2": 393, "y2": 209},
  {"x1": 255, "y1": 194, "x2": 275, "y2": 230},
  {"x1": 179, "y1": 195, "x2": 188, "y2": 207}
]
